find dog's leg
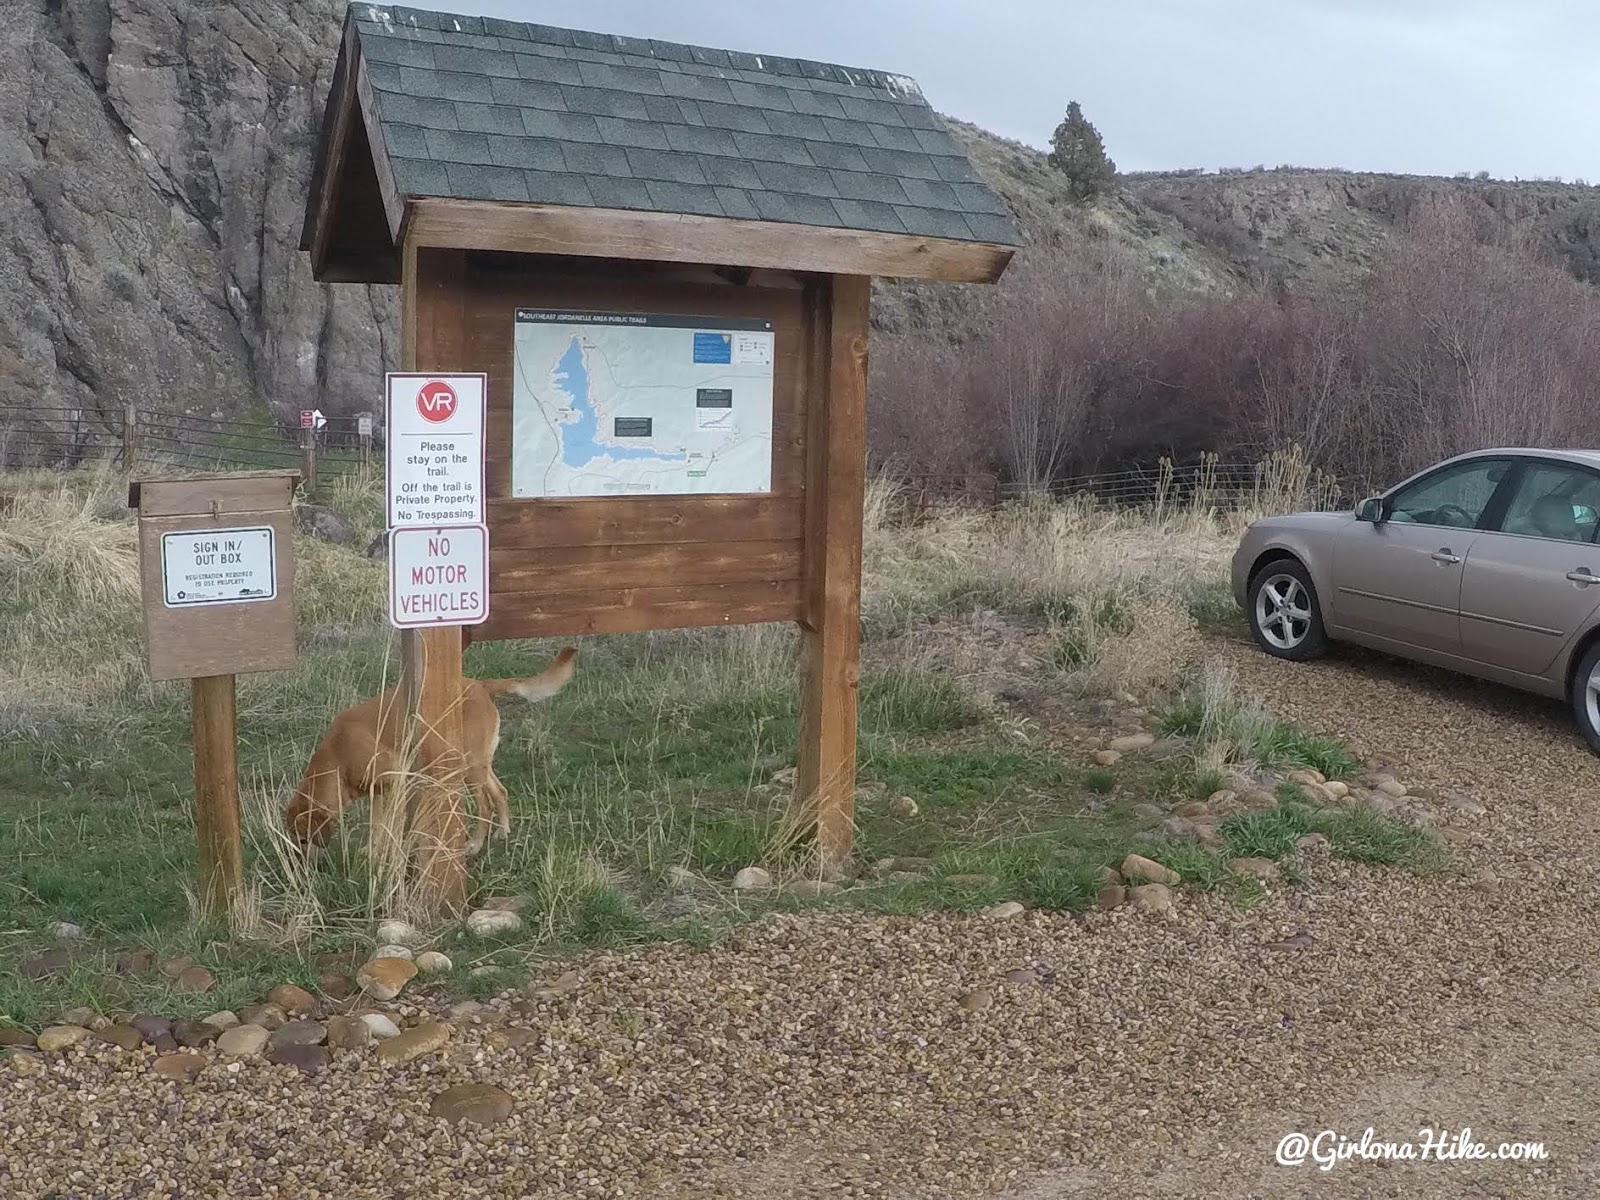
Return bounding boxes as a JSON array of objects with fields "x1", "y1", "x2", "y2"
[
  {"x1": 486, "y1": 770, "x2": 511, "y2": 840},
  {"x1": 462, "y1": 763, "x2": 498, "y2": 856},
  {"x1": 487, "y1": 709, "x2": 510, "y2": 840}
]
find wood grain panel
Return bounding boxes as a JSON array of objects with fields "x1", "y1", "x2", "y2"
[
  {"x1": 487, "y1": 495, "x2": 802, "y2": 549},
  {"x1": 490, "y1": 539, "x2": 800, "y2": 596},
  {"x1": 478, "y1": 580, "x2": 801, "y2": 640}
]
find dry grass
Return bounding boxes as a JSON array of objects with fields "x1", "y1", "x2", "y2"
[{"x1": 0, "y1": 454, "x2": 1311, "y2": 944}]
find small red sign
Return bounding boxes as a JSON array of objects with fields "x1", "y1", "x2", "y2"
[
  {"x1": 417, "y1": 380, "x2": 458, "y2": 424},
  {"x1": 299, "y1": 410, "x2": 314, "y2": 429}
]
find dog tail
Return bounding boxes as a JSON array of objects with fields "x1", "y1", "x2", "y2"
[{"x1": 481, "y1": 646, "x2": 578, "y2": 702}]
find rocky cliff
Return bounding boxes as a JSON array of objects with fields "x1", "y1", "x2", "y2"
[
  {"x1": 6, "y1": 2, "x2": 1600, "y2": 440},
  {"x1": 2, "y1": 0, "x2": 386, "y2": 441}
]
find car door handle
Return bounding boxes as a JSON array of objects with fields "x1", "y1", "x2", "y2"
[
  {"x1": 1568, "y1": 569, "x2": 1600, "y2": 585},
  {"x1": 1431, "y1": 550, "x2": 1461, "y2": 564}
]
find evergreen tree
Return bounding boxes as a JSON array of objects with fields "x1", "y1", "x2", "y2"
[{"x1": 1049, "y1": 101, "x2": 1117, "y2": 201}]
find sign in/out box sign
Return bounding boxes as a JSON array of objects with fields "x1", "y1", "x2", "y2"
[
  {"x1": 160, "y1": 527, "x2": 276, "y2": 607},
  {"x1": 385, "y1": 373, "x2": 487, "y2": 528},
  {"x1": 389, "y1": 524, "x2": 490, "y2": 628}
]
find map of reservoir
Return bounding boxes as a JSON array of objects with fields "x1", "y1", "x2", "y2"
[{"x1": 511, "y1": 310, "x2": 775, "y2": 498}]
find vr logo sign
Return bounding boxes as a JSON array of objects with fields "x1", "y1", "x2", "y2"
[
  {"x1": 417, "y1": 379, "x2": 458, "y2": 423},
  {"x1": 385, "y1": 373, "x2": 486, "y2": 530}
]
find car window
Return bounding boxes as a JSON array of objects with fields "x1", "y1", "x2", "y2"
[
  {"x1": 1495, "y1": 463, "x2": 1600, "y2": 543},
  {"x1": 1387, "y1": 460, "x2": 1509, "y2": 529}
]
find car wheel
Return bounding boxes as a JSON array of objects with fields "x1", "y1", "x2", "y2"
[
  {"x1": 1247, "y1": 559, "x2": 1329, "y2": 661},
  {"x1": 1571, "y1": 642, "x2": 1600, "y2": 755}
]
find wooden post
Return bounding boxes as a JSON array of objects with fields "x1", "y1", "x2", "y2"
[
  {"x1": 300, "y1": 425, "x2": 318, "y2": 494},
  {"x1": 191, "y1": 674, "x2": 243, "y2": 917},
  {"x1": 797, "y1": 275, "x2": 871, "y2": 866},
  {"x1": 398, "y1": 238, "x2": 470, "y2": 915},
  {"x1": 122, "y1": 403, "x2": 138, "y2": 469}
]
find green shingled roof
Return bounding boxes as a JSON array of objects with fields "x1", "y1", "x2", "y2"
[{"x1": 344, "y1": 3, "x2": 1020, "y2": 246}]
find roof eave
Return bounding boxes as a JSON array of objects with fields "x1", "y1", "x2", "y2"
[{"x1": 404, "y1": 196, "x2": 1017, "y2": 284}]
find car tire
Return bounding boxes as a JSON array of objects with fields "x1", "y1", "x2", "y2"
[
  {"x1": 1571, "y1": 642, "x2": 1600, "y2": 756},
  {"x1": 1247, "y1": 559, "x2": 1329, "y2": 661}
]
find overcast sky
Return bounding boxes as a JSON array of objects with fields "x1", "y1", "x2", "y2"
[{"x1": 426, "y1": 0, "x2": 1600, "y2": 181}]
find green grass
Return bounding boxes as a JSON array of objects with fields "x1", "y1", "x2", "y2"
[
  {"x1": 1313, "y1": 807, "x2": 1445, "y2": 868},
  {"x1": 1220, "y1": 805, "x2": 1311, "y2": 859},
  {"x1": 1157, "y1": 680, "x2": 1359, "y2": 778},
  {"x1": 0, "y1": 469, "x2": 1439, "y2": 1028},
  {"x1": 1083, "y1": 768, "x2": 1117, "y2": 794}
]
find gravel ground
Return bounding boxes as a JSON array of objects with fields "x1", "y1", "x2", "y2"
[{"x1": 4, "y1": 632, "x2": 1599, "y2": 1198}]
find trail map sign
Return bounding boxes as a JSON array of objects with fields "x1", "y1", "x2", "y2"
[
  {"x1": 510, "y1": 310, "x2": 775, "y2": 498},
  {"x1": 386, "y1": 373, "x2": 486, "y2": 527},
  {"x1": 389, "y1": 525, "x2": 489, "y2": 628},
  {"x1": 160, "y1": 527, "x2": 276, "y2": 607}
]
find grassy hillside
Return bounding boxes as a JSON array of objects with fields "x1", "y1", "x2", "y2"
[{"x1": 923, "y1": 123, "x2": 1600, "y2": 316}]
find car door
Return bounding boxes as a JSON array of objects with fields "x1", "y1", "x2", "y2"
[
  {"x1": 1458, "y1": 460, "x2": 1600, "y2": 679},
  {"x1": 1332, "y1": 457, "x2": 1513, "y2": 655}
]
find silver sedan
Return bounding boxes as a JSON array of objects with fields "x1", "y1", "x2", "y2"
[{"x1": 1232, "y1": 448, "x2": 1600, "y2": 753}]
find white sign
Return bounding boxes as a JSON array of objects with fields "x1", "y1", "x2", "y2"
[
  {"x1": 160, "y1": 527, "x2": 276, "y2": 608},
  {"x1": 311, "y1": 408, "x2": 328, "y2": 431},
  {"x1": 388, "y1": 524, "x2": 489, "y2": 628},
  {"x1": 510, "y1": 311, "x2": 774, "y2": 498},
  {"x1": 385, "y1": 373, "x2": 487, "y2": 528},
  {"x1": 357, "y1": 414, "x2": 374, "y2": 438}
]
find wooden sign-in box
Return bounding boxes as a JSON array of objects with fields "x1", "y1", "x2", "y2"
[{"x1": 128, "y1": 470, "x2": 300, "y2": 682}]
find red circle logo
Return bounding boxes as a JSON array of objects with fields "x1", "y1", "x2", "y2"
[{"x1": 417, "y1": 380, "x2": 458, "y2": 423}]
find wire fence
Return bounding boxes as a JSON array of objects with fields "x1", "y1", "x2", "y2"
[
  {"x1": 0, "y1": 404, "x2": 378, "y2": 488},
  {"x1": 2, "y1": 405, "x2": 1351, "y2": 516},
  {"x1": 892, "y1": 450, "x2": 1350, "y2": 515}
]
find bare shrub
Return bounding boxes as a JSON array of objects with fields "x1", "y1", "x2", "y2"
[{"x1": 870, "y1": 191, "x2": 1600, "y2": 496}]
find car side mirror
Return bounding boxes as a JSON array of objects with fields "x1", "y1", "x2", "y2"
[{"x1": 1357, "y1": 496, "x2": 1387, "y2": 525}]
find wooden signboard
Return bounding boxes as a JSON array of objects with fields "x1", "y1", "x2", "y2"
[
  {"x1": 300, "y1": 4, "x2": 1017, "y2": 914},
  {"x1": 131, "y1": 471, "x2": 299, "y2": 682},
  {"x1": 129, "y1": 469, "x2": 300, "y2": 915}
]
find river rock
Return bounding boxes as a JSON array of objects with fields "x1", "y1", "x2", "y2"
[
  {"x1": 36, "y1": 1025, "x2": 90, "y2": 1054},
  {"x1": 979, "y1": 901, "x2": 1025, "y2": 920},
  {"x1": 238, "y1": 1004, "x2": 287, "y2": 1031},
  {"x1": 266, "y1": 983, "x2": 317, "y2": 1017},
  {"x1": 356, "y1": 957, "x2": 417, "y2": 1002},
  {"x1": 152, "y1": 1053, "x2": 205, "y2": 1082},
  {"x1": 375, "y1": 1021, "x2": 449, "y2": 1066},
  {"x1": 1128, "y1": 883, "x2": 1175, "y2": 914},
  {"x1": 464, "y1": 908, "x2": 522, "y2": 936},
  {"x1": 360, "y1": 1013, "x2": 402, "y2": 1040},
  {"x1": 1120, "y1": 854, "x2": 1180, "y2": 886},
  {"x1": 216, "y1": 1025, "x2": 271, "y2": 1058},
  {"x1": 326, "y1": 1015, "x2": 372, "y2": 1050},
  {"x1": 430, "y1": 1082, "x2": 514, "y2": 1126}
]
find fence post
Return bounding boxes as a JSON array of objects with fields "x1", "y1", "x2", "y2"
[
  {"x1": 300, "y1": 425, "x2": 318, "y2": 494},
  {"x1": 122, "y1": 404, "x2": 138, "y2": 469}
]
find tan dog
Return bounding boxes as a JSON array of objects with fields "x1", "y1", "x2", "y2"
[{"x1": 285, "y1": 647, "x2": 577, "y2": 854}]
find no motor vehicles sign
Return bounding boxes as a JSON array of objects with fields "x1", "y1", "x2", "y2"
[{"x1": 388, "y1": 524, "x2": 489, "y2": 628}]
